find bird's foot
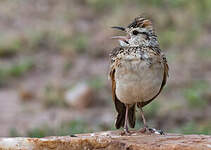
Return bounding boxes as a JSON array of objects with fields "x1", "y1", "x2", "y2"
[
  {"x1": 120, "y1": 129, "x2": 131, "y2": 136},
  {"x1": 139, "y1": 126, "x2": 164, "y2": 135}
]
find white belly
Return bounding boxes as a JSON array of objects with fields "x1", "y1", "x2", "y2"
[{"x1": 115, "y1": 59, "x2": 164, "y2": 104}]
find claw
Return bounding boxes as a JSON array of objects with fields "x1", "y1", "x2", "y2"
[
  {"x1": 120, "y1": 130, "x2": 131, "y2": 136},
  {"x1": 139, "y1": 127, "x2": 147, "y2": 133}
]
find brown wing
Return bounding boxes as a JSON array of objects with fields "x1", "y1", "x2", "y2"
[
  {"x1": 137, "y1": 53, "x2": 169, "y2": 108},
  {"x1": 109, "y1": 47, "x2": 136, "y2": 129},
  {"x1": 109, "y1": 65, "x2": 125, "y2": 129}
]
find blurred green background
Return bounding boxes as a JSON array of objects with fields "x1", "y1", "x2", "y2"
[{"x1": 0, "y1": 0, "x2": 211, "y2": 137}]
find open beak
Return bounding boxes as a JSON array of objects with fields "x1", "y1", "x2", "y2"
[
  {"x1": 111, "y1": 26, "x2": 130, "y2": 45},
  {"x1": 111, "y1": 36, "x2": 129, "y2": 44}
]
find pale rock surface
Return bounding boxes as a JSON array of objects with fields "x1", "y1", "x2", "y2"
[{"x1": 0, "y1": 130, "x2": 211, "y2": 150}]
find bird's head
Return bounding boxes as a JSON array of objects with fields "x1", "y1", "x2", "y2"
[{"x1": 112, "y1": 16, "x2": 158, "y2": 47}]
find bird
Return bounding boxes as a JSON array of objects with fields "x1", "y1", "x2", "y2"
[{"x1": 109, "y1": 16, "x2": 169, "y2": 134}]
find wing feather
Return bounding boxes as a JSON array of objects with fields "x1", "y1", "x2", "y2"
[{"x1": 137, "y1": 53, "x2": 169, "y2": 108}]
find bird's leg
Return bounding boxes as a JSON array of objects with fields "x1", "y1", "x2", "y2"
[
  {"x1": 139, "y1": 108, "x2": 148, "y2": 133},
  {"x1": 123, "y1": 104, "x2": 130, "y2": 134},
  {"x1": 141, "y1": 108, "x2": 148, "y2": 128},
  {"x1": 139, "y1": 108, "x2": 164, "y2": 135}
]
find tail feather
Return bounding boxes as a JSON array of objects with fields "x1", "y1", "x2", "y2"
[
  {"x1": 115, "y1": 103, "x2": 136, "y2": 129},
  {"x1": 115, "y1": 111, "x2": 125, "y2": 129},
  {"x1": 114, "y1": 98, "x2": 126, "y2": 129},
  {"x1": 128, "y1": 105, "x2": 136, "y2": 128}
]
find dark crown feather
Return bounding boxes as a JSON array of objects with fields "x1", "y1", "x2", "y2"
[{"x1": 127, "y1": 16, "x2": 152, "y2": 28}]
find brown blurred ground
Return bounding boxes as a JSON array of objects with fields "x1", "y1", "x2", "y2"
[{"x1": 0, "y1": 0, "x2": 211, "y2": 137}]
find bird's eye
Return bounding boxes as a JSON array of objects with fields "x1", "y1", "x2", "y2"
[
  {"x1": 141, "y1": 32, "x2": 148, "y2": 36},
  {"x1": 132, "y1": 30, "x2": 139, "y2": 35}
]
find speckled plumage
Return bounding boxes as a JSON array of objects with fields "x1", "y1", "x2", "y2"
[
  {"x1": 110, "y1": 46, "x2": 168, "y2": 103},
  {"x1": 109, "y1": 16, "x2": 169, "y2": 132}
]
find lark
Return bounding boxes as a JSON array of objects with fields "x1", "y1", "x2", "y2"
[{"x1": 109, "y1": 16, "x2": 169, "y2": 134}]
